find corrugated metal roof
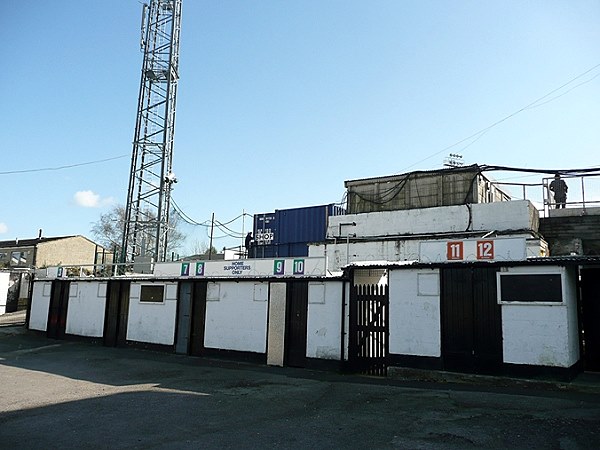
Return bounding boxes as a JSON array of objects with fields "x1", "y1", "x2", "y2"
[
  {"x1": 344, "y1": 164, "x2": 483, "y2": 186},
  {"x1": 343, "y1": 255, "x2": 600, "y2": 271},
  {"x1": 0, "y1": 235, "x2": 79, "y2": 248}
]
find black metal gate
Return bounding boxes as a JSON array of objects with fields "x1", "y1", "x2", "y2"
[
  {"x1": 441, "y1": 267, "x2": 502, "y2": 374},
  {"x1": 103, "y1": 281, "x2": 130, "y2": 347},
  {"x1": 47, "y1": 280, "x2": 70, "y2": 339},
  {"x1": 348, "y1": 284, "x2": 389, "y2": 376}
]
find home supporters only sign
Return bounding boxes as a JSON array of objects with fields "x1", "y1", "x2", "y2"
[
  {"x1": 419, "y1": 237, "x2": 527, "y2": 263},
  {"x1": 153, "y1": 257, "x2": 327, "y2": 278}
]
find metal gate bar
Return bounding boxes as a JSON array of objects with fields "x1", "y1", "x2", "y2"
[{"x1": 349, "y1": 284, "x2": 389, "y2": 376}]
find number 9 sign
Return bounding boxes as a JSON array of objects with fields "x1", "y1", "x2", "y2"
[{"x1": 273, "y1": 259, "x2": 285, "y2": 275}]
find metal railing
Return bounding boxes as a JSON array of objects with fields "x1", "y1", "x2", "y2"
[
  {"x1": 493, "y1": 173, "x2": 600, "y2": 217},
  {"x1": 36, "y1": 263, "x2": 139, "y2": 279}
]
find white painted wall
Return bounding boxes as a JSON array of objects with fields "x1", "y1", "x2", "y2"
[
  {"x1": 312, "y1": 240, "x2": 421, "y2": 272},
  {"x1": 267, "y1": 283, "x2": 286, "y2": 366},
  {"x1": 0, "y1": 272, "x2": 9, "y2": 314},
  {"x1": 205, "y1": 281, "x2": 269, "y2": 354},
  {"x1": 500, "y1": 266, "x2": 579, "y2": 367},
  {"x1": 127, "y1": 282, "x2": 178, "y2": 345},
  {"x1": 306, "y1": 282, "x2": 343, "y2": 360},
  {"x1": 388, "y1": 269, "x2": 441, "y2": 357},
  {"x1": 328, "y1": 200, "x2": 538, "y2": 238},
  {"x1": 563, "y1": 267, "x2": 580, "y2": 366},
  {"x1": 29, "y1": 281, "x2": 52, "y2": 331},
  {"x1": 65, "y1": 282, "x2": 107, "y2": 338},
  {"x1": 311, "y1": 235, "x2": 543, "y2": 273}
]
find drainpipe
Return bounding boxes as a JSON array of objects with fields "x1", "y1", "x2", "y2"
[
  {"x1": 338, "y1": 222, "x2": 356, "y2": 265},
  {"x1": 340, "y1": 272, "x2": 348, "y2": 369}
]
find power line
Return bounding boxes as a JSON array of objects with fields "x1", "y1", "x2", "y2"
[
  {"x1": 0, "y1": 155, "x2": 129, "y2": 175},
  {"x1": 171, "y1": 197, "x2": 252, "y2": 239},
  {"x1": 401, "y1": 62, "x2": 600, "y2": 172},
  {"x1": 171, "y1": 198, "x2": 211, "y2": 227}
]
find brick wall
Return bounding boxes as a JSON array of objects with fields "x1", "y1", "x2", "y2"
[{"x1": 35, "y1": 236, "x2": 99, "y2": 267}]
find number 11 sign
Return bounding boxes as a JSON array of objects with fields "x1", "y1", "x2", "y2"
[{"x1": 447, "y1": 241, "x2": 463, "y2": 260}]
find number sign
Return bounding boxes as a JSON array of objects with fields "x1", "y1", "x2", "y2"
[
  {"x1": 476, "y1": 240, "x2": 495, "y2": 260},
  {"x1": 273, "y1": 259, "x2": 285, "y2": 275},
  {"x1": 293, "y1": 259, "x2": 305, "y2": 275},
  {"x1": 447, "y1": 241, "x2": 464, "y2": 260}
]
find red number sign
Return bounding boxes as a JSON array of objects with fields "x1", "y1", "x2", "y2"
[
  {"x1": 447, "y1": 241, "x2": 464, "y2": 260},
  {"x1": 476, "y1": 240, "x2": 494, "y2": 260}
]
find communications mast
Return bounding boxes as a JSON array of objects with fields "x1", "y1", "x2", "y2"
[{"x1": 121, "y1": 0, "x2": 182, "y2": 265}]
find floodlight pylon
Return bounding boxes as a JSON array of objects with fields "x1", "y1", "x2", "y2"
[{"x1": 121, "y1": 0, "x2": 182, "y2": 264}]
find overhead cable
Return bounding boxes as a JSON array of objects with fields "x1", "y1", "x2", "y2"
[
  {"x1": 0, "y1": 155, "x2": 129, "y2": 175},
  {"x1": 401, "y1": 62, "x2": 600, "y2": 172}
]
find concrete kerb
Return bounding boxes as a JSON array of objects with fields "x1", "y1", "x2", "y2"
[
  {"x1": 388, "y1": 365, "x2": 600, "y2": 394},
  {"x1": 0, "y1": 311, "x2": 27, "y2": 335},
  {"x1": 0, "y1": 310, "x2": 26, "y2": 325}
]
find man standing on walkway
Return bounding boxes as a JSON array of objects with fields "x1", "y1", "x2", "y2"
[
  {"x1": 550, "y1": 174, "x2": 568, "y2": 209},
  {"x1": 245, "y1": 232, "x2": 253, "y2": 258}
]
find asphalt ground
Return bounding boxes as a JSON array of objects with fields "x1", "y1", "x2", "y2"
[{"x1": 1, "y1": 315, "x2": 599, "y2": 449}]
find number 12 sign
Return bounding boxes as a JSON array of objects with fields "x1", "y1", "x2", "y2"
[{"x1": 476, "y1": 240, "x2": 494, "y2": 260}]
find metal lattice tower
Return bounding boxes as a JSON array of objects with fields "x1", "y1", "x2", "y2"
[{"x1": 122, "y1": 0, "x2": 182, "y2": 264}]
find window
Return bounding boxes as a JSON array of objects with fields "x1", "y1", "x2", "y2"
[
  {"x1": 8, "y1": 250, "x2": 29, "y2": 266},
  {"x1": 499, "y1": 274, "x2": 562, "y2": 303},
  {"x1": 140, "y1": 285, "x2": 165, "y2": 303}
]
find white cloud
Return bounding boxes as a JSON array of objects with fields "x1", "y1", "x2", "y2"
[
  {"x1": 74, "y1": 190, "x2": 101, "y2": 208},
  {"x1": 101, "y1": 196, "x2": 116, "y2": 207},
  {"x1": 0, "y1": 222, "x2": 8, "y2": 234},
  {"x1": 74, "y1": 191, "x2": 116, "y2": 208}
]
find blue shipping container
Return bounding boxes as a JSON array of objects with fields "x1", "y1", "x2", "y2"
[
  {"x1": 250, "y1": 242, "x2": 308, "y2": 258},
  {"x1": 252, "y1": 204, "x2": 344, "y2": 258}
]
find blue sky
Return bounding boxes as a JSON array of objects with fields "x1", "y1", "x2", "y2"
[{"x1": 2, "y1": 1, "x2": 599, "y2": 254}]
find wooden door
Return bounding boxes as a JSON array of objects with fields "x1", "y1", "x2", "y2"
[
  {"x1": 47, "y1": 280, "x2": 70, "y2": 339},
  {"x1": 441, "y1": 267, "x2": 502, "y2": 373},
  {"x1": 580, "y1": 268, "x2": 600, "y2": 371},
  {"x1": 104, "y1": 281, "x2": 130, "y2": 347},
  {"x1": 175, "y1": 281, "x2": 207, "y2": 356},
  {"x1": 284, "y1": 281, "x2": 309, "y2": 367}
]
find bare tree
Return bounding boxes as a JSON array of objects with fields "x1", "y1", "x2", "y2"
[
  {"x1": 185, "y1": 239, "x2": 218, "y2": 258},
  {"x1": 90, "y1": 204, "x2": 185, "y2": 257}
]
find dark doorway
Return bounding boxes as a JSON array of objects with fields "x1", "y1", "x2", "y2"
[
  {"x1": 47, "y1": 280, "x2": 70, "y2": 339},
  {"x1": 580, "y1": 268, "x2": 600, "y2": 372},
  {"x1": 284, "y1": 281, "x2": 309, "y2": 367},
  {"x1": 104, "y1": 281, "x2": 131, "y2": 347},
  {"x1": 441, "y1": 267, "x2": 502, "y2": 374},
  {"x1": 348, "y1": 283, "x2": 389, "y2": 376},
  {"x1": 175, "y1": 281, "x2": 208, "y2": 356}
]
